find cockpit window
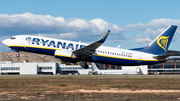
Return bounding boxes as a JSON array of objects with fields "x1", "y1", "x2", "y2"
[{"x1": 10, "y1": 37, "x2": 16, "y2": 39}]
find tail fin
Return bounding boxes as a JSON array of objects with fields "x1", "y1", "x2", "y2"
[
  {"x1": 132, "y1": 25, "x2": 177, "y2": 55},
  {"x1": 91, "y1": 62, "x2": 100, "y2": 71}
]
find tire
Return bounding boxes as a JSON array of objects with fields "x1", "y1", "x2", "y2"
[{"x1": 16, "y1": 54, "x2": 20, "y2": 57}]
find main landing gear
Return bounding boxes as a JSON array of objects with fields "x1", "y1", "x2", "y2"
[{"x1": 80, "y1": 61, "x2": 89, "y2": 69}]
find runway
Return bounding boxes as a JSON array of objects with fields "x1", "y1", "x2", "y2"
[{"x1": 0, "y1": 75, "x2": 179, "y2": 100}]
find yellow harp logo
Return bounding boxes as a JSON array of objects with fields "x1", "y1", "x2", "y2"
[{"x1": 157, "y1": 36, "x2": 170, "y2": 52}]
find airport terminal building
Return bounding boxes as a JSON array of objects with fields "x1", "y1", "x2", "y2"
[
  {"x1": 0, "y1": 61, "x2": 147, "y2": 75},
  {"x1": 148, "y1": 58, "x2": 180, "y2": 75},
  {"x1": 148, "y1": 50, "x2": 180, "y2": 75},
  {"x1": 0, "y1": 62, "x2": 93, "y2": 75},
  {"x1": 1, "y1": 60, "x2": 180, "y2": 75}
]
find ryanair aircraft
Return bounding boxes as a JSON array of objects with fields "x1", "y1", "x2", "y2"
[{"x1": 2, "y1": 25, "x2": 177, "y2": 69}]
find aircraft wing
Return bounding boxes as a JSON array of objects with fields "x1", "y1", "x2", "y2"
[{"x1": 72, "y1": 30, "x2": 110, "y2": 60}]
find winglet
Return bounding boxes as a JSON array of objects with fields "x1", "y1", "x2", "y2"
[{"x1": 98, "y1": 30, "x2": 110, "y2": 43}]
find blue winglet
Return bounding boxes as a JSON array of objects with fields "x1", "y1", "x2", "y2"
[{"x1": 98, "y1": 30, "x2": 110, "y2": 43}]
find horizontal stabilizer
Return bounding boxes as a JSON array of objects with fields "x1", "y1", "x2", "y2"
[{"x1": 153, "y1": 53, "x2": 173, "y2": 60}]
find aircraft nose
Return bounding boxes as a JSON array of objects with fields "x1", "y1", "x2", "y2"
[{"x1": 2, "y1": 39, "x2": 9, "y2": 46}]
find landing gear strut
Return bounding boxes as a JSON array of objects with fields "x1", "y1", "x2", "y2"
[{"x1": 80, "y1": 61, "x2": 89, "y2": 69}]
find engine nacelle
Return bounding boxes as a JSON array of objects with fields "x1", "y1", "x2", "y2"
[{"x1": 54, "y1": 50, "x2": 73, "y2": 62}]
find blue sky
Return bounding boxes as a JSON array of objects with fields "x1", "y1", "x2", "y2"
[{"x1": 1, "y1": 0, "x2": 180, "y2": 52}]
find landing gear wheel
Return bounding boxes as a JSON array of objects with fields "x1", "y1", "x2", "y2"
[
  {"x1": 16, "y1": 54, "x2": 20, "y2": 57},
  {"x1": 80, "y1": 61, "x2": 89, "y2": 69}
]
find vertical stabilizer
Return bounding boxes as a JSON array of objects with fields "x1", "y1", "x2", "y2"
[
  {"x1": 133, "y1": 25, "x2": 177, "y2": 55},
  {"x1": 91, "y1": 62, "x2": 100, "y2": 71}
]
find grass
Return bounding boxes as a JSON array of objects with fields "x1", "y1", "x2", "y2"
[
  {"x1": 0, "y1": 75, "x2": 180, "y2": 80},
  {"x1": 0, "y1": 75, "x2": 180, "y2": 100},
  {"x1": 59, "y1": 83, "x2": 67, "y2": 87}
]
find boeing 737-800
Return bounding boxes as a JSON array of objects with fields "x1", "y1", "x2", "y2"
[{"x1": 2, "y1": 25, "x2": 177, "y2": 69}]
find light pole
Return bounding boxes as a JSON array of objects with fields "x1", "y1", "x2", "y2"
[{"x1": 11, "y1": 60, "x2": 13, "y2": 72}]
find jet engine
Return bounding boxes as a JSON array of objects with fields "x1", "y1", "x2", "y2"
[
  {"x1": 54, "y1": 50, "x2": 89, "y2": 69},
  {"x1": 54, "y1": 50, "x2": 73, "y2": 62}
]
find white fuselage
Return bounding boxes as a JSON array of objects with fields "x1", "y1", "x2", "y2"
[{"x1": 2, "y1": 35, "x2": 165, "y2": 66}]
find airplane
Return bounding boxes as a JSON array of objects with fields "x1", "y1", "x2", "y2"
[
  {"x1": 2, "y1": 25, "x2": 177, "y2": 69},
  {"x1": 89, "y1": 62, "x2": 124, "y2": 75},
  {"x1": 89, "y1": 62, "x2": 147, "y2": 75}
]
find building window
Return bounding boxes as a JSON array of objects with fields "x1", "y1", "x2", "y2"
[
  {"x1": 1, "y1": 67, "x2": 20, "y2": 71},
  {"x1": 164, "y1": 65, "x2": 174, "y2": 69},
  {"x1": 39, "y1": 66, "x2": 52, "y2": 70},
  {"x1": 176, "y1": 65, "x2": 180, "y2": 68}
]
